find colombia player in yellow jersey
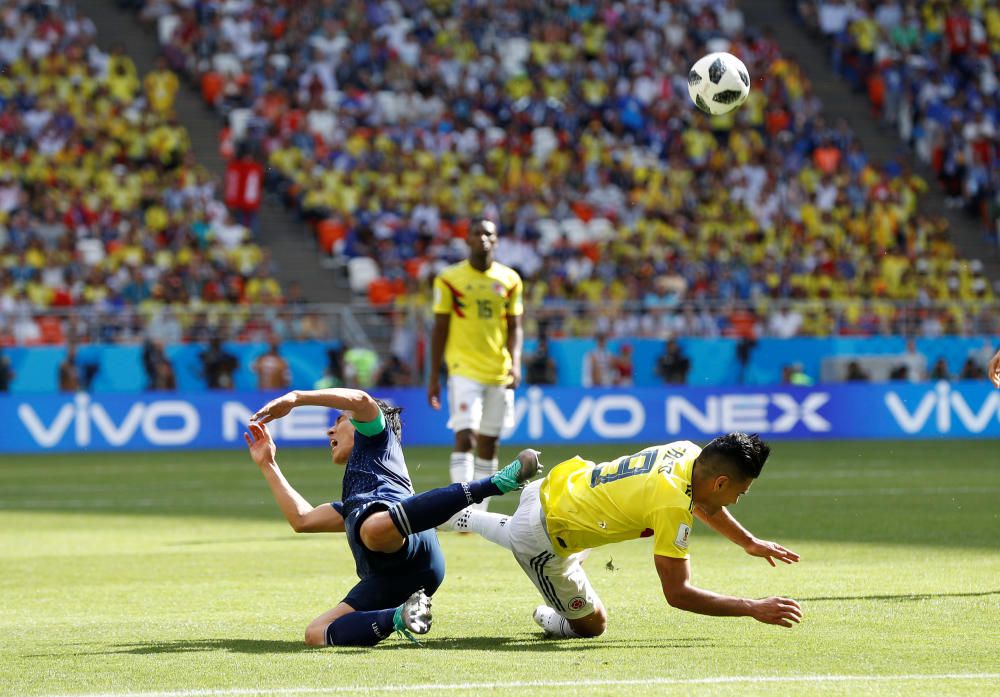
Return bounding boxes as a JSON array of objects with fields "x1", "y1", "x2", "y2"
[
  {"x1": 428, "y1": 219, "x2": 524, "y2": 512},
  {"x1": 450, "y1": 433, "x2": 802, "y2": 638}
]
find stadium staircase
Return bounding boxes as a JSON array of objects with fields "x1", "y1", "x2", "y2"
[
  {"x1": 746, "y1": 0, "x2": 1000, "y2": 279},
  {"x1": 78, "y1": 1, "x2": 371, "y2": 324}
]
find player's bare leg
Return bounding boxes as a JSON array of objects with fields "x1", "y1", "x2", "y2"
[
  {"x1": 305, "y1": 602, "x2": 355, "y2": 646},
  {"x1": 359, "y1": 512, "x2": 407, "y2": 553}
]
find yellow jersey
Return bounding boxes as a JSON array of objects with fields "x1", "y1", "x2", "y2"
[
  {"x1": 432, "y1": 260, "x2": 523, "y2": 385},
  {"x1": 539, "y1": 441, "x2": 701, "y2": 559}
]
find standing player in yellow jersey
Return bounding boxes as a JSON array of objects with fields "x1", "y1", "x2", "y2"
[
  {"x1": 450, "y1": 432, "x2": 801, "y2": 638},
  {"x1": 428, "y1": 219, "x2": 524, "y2": 512}
]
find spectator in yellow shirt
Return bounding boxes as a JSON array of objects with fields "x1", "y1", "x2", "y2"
[{"x1": 144, "y1": 58, "x2": 180, "y2": 115}]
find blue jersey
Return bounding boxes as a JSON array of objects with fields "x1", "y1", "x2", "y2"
[
  {"x1": 333, "y1": 409, "x2": 444, "y2": 599},
  {"x1": 340, "y1": 418, "x2": 414, "y2": 517}
]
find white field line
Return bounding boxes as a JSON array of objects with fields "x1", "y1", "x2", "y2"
[{"x1": 47, "y1": 673, "x2": 1000, "y2": 697}]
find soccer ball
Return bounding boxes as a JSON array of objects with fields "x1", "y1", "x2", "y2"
[{"x1": 687, "y1": 52, "x2": 750, "y2": 115}]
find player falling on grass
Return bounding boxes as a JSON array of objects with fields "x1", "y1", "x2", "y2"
[
  {"x1": 428, "y1": 218, "x2": 524, "y2": 513},
  {"x1": 449, "y1": 433, "x2": 802, "y2": 638},
  {"x1": 244, "y1": 387, "x2": 541, "y2": 647}
]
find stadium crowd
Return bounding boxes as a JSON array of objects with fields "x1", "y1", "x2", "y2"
[
  {"x1": 0, "y1": 0, "x2": 288, "y2": 347},
  {"x1": 0, "y1": 0, "x2": 994, "y2": 350},
  {"x1": 798, "y1": 0, "x2": 1000, "y2": 234},
  {"x1": 132, "y1": 0, "x2": 998, "y2": 342}
]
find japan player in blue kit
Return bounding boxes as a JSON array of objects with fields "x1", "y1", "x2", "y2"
[{"x1": 245, "y1": 387, "x2": 540, "y2": 647}]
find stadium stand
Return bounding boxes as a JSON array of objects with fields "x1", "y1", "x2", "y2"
[
  {"x1": 0, "y1": 0, "x2": 287, "y2": 346},
  {"x1": 797, "y1": 1, "x2": 999, "y2": 235},
  {"x1": 133, "y1": 0, "x2": 997, "y2": 342}
]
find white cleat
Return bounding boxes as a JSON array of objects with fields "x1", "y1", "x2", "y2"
[
  {"x1": 395, "y1": 589, "x2": 433, "y2": 643},
  {"x1": 532, "y1": 605, "x2": 562, "y2": 638}
]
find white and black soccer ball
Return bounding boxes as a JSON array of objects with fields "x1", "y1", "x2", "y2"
[{"x1": 687, "y1": 52, "x2": 751, "y2": 116}]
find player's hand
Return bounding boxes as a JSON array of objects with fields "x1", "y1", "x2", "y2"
[
  {"x1": 507, "y1": 365, "x2": 521, "y2": 390},
  {"x1": 244, "y1": 422, "x2": 277, "y2": 468},
  {"x1": 989, "y1": 350, "x2": 1000, "y2": 389},
  {"x1": 743, "y1": 537, "x2": 800, "y2": 566},
  {"x1": 252, "y1": 392, "x2": 298, "y2": 423},
  {"x1": 749, "y1": 596, "x2": 802, "y2": 628},
  {"x1": 427, "y1": 381, "x2": 441, "y2": 410}
]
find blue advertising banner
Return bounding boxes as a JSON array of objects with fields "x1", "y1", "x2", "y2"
[{"x1": 1, "y1": 382, "x2": 998, "y2": 454}]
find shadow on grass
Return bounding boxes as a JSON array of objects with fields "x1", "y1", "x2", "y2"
[
  {"x1": 407, "y1": 636, "x2": 717, "y2": 652},
  {"x1": 61, "y1": 635, "x2": 715, "y2": 656},
  {"x1": 801, "y1": 589, "x2": 1000, "y2": 602},
  {"x1": 166, "y1": 536, "x2": 298, "y2": 547},
  {"x1": 60, "y1": 639, "x2": 315, "y2": 656}
]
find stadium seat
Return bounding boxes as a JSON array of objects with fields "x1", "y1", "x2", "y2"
[
  {"x1": 367, "y1": 277, "x2": 399, "y2": 306},
  {"x1": 348, "y1": 257, "x2": 380, "y2": 295},
  {"x1": 201, "y1": 71, "x2": 224, "y2": 105},
  {"x1": 77, "y1": 239, "x2": 105, "y2": 266},
  {"x1": 157, "y1": 14, "x2": 180, "y2": 46},
  {"x1": 534, "y1": 219, "x2": 562, "y2": 253},
  {"x1": 587, "y1": 218, "x2": 615, "y2": 242},
  {"x1": 36, "y1": 316, "x2": 65, "y2": 345},
  {"x1": 560, "y1": 219, "x2": 588, "y2": 247},
  {"x1": 228, "y1": 108, "x2": 252, "y2": 141},
  {"x1": 316, "y1": 219, "x2": 346, "y2": 254}
]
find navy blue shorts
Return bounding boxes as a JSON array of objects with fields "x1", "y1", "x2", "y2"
[{"x1": 341, "y1": 501, "x2": 446, "y2": 611}]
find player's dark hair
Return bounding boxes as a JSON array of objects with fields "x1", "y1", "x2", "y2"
[
  {"x1": 698, "y1": 432, "x2": 770, "y2": 480},
  {"x1": 372, "y1": 398, "x2": 403, "y2": 441}
]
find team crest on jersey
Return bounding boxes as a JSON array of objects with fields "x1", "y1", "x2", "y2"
[
  {"x1": 568, "y1": 596, "x2": 587, "y2": 611},
  {"x1": 459, "y1": 402, "x2": 468, "y2": 412},
  {"x1": 492, "y1": 282, "x2": 506, "y2": 297}
]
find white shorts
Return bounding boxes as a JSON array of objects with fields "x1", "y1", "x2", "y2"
[
  {"x1": 447, "y1": 375, "x2": 514, "y2": 437},
  {"x1": 508, "y1": 480, "x2": 600, "y2": 620}
]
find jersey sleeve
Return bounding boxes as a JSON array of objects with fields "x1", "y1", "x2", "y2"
[
  {"x1": 432, "y1": 273, "x2": 452, "y2": 315},
  {"x1": 351, "y1": 406, "x2": 386, "y2": 437},
  {"x1": 507, "y1": 274, "x2": 524, "y2": 317},
  {"x1": 647, "y1": 506, "x2": 693, "y2": 559}
]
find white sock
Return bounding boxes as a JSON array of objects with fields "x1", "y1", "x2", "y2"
[
  {"x1": 447, "y1": 509, "x2": 512, "y2": 549},
  {"x1": 449, "y1": 452, "x2": 474, "y2": 484},
  {"x1": 533, "y1": 606, "x2": 581, "y2": 638},
  {"x1": 471, "y1": 457, "x2": 498, "y2": 511}
]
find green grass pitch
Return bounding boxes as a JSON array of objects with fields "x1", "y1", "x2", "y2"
[{"x1": 2, "y1": 440, "x2": 999, "y2": 697}]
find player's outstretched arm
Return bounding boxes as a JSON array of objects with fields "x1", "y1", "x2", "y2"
[
  {"x1": 989, "y1": 349, "x2": 1000, "y2": 389},
  {"x1": 693, "y1": 506, "x2": 800, "y2": 566},
  {"x1": 252, "y1": 388, "x2": 379, "y2": 423},
  {"x1": 244, "y1": 422, "x2": 345, "y2": 533},
  {"x1": 654, "y1": 555, "x2": 801, "y2": 627}
]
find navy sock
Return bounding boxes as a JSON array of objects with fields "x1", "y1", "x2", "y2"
[
  {"x1": 325, "y1": 608, "x2": 396, "y2": 646},
  {"x1": 387, "y1": 478, "x2": 501, "y2": 537}
]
